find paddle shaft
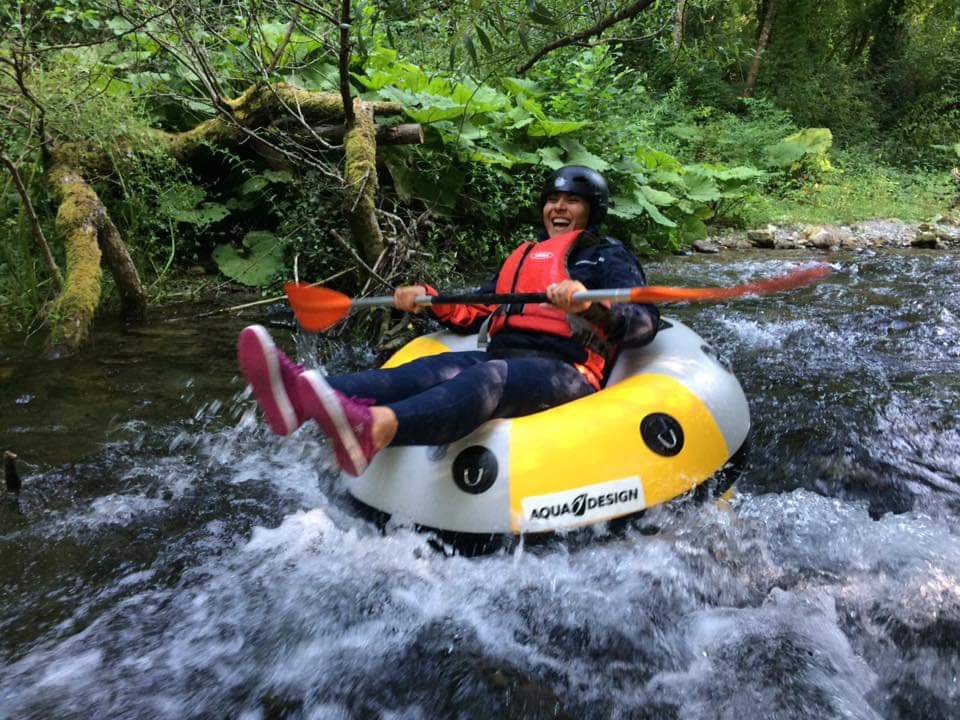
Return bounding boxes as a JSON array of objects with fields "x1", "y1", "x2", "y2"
[{"x1": 349, "y1": 288, "x2": 633, "y2": 310}]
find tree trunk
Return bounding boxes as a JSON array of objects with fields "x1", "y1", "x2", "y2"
[
  {"x1": 343, "y1": 99, "x2": 384, "y2": 268},
  {"x1": 98, "y1": 213, "x2": 147, "y2": 320},
  {"x1": 46, "y1": 150, "x2": 147, "y2": 351},
  {"x1": 742, "y1": 0, "x2": 778, "y2": 98},
  {"x1": 868, "y1": 0, "x2": 908, "y2": 72},
  {"x1": 672, "y1": 0, "x2": 687, "y2": 52},
  {"x1": 311, "y1": 122, "x2": 424, "y2": 146},
  {"x1": 39, "y1": 83, "x2": 412, "y2": 349},
  {"x1": 46, "y1": 163, "x2": 103, "y2": 351}
]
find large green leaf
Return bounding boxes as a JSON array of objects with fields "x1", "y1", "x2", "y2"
[
  {"x1": 500, "y1": 143, "x2": 541, "y2": 165},
  {"x1": 675, "y1": 216, "x2": 708, "y2": 243},
  {"x1": 405, "y1": 101, "x2": 468, "y2": 124},
  {"x1": 609, "y1": 192, "x2": 676, "y2": 226},
  {"x1": 634, "y1": 192, "x2": 676, "y2": 227},
  {"x1": 712, "y1": 166, "x2": 766, "y2": 181},
  {"x1": 636, "y1": 147, "x2": 683, "y2": 172},
  {"x1": 763, "y1": 141, "x2": 807, "y2": 168},
  {"x1": 172, "y1": 201, "x2": 230, "y2": 228},
  {"x1": 559, "y1": 138, "x2": 609, "y2": 171},
  {"x1": 213, "y1": 231, "x2": 284, "y2": 287},
  {"x1": 467, "y1": 148, "x2": 517, "y2": 166},
  {"x1": 649, "y1": 169, "x2": 684, "y2": 187},
  {"x1": 681, "y1": 173, "x2": 722, "y2": 203},
  {"x1": 502, "y1": 77, "x2": 544, "y2": 98},
  {"x1": 538, "y1": 146, "x2": 565, "y2": 170},
  {"x1": 262, "y1": 169, "x2": 295, "y2": 184},
  {"x1": 383, "y1": 151, "x2": 465, "y2": 214},
  {"x1": 506, "y1": 106, "x2": 535, "y2": 129},
  {"x1": 785, "y1": 128, "x2": 833, "y2": 155},
  {"x1": 450, "y1": 83, "x2": 509, "y2": 112},
  {"x1": 289, "y1": 62, "x2": 339, "y2": 91},
  {"x1": 609, "y1": 194, "x2": 647, "y2": 220},
  {"x1": 240, "y1": 175, "x2": 270, "y2": 195},
  {"x1": 639, "y1": 185, "x2": 676, "y2": 207},
  {"x1": 528, "y1": 118, "x2": 590, "y2": 137},
  {"x1": 764, "y1": 128, "x2": 833, "y2": 167}
]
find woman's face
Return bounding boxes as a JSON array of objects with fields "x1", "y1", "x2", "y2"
[{"x1": 542, "y1": 191, "x2": 590, "y2": 238}]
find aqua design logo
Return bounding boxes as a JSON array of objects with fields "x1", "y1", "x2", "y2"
[{"x1": 521, "y1": 476, "x2": 645, "y2": 530}]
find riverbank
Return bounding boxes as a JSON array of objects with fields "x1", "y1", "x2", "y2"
[{"x1": 693, "y1": 215, "x2": 960, "y2": 254}]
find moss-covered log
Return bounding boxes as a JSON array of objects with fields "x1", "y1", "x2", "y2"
[
  {"x1": 166, "y1": 84, "x2": 404, "y2": 165},
  {"x1": 46, "y1": 163, "x2": 103, "y2": 351},
  {"x1": 343, "y1": 99, "x2": 384, "y2": 267},
  {"x1": 312, "y1": 122, "x2": 424, "y2": 146},
  {"x1": 45, "y1": 151, "x2": 147, "y2": 351}
]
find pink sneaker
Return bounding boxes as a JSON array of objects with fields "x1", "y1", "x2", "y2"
[
  {"x1": 237, "y1": 325, "x2": 305, "y2": 435},
  {"x1": 297, "y1": 370, "x2": 377, "y2": 476}
]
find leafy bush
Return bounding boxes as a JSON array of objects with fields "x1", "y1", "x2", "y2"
[{"x1": 359, "y1": 47, "x2": 766, "y2": 252}]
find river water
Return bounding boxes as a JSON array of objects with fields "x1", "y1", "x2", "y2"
[{"x1": 1, "y1": 249, "x2": 958, "y2": 719}]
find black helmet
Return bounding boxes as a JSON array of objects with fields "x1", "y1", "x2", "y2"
[{"x1": 540, "y1": 165, "x2": 609, "y2": 229}]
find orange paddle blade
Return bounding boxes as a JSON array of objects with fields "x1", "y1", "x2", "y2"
[
  {"x1": 629, "y1": 264, "x2": 832, "y2": 304},
  {"x1": 284, "y1": 282, "x2": 352, "y2": 331}
]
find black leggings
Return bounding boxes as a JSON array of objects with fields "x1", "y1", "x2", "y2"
[{"x1": 327, "y1": 351, "x2": 594, "y2": 446}]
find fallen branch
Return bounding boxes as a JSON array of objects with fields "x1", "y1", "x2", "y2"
[
  {"x1": 46, "y1": 150, "x2": 147, "y2": 350},
  {"x1": 331, "y1": 227, "x2": 389, "y2": 287},
  {"x1": 164, "y1": 84, "x2": 403, "y2": 166},
  {"x1": 0, "y1": 149, "x2": 62, "y2": 287},
  {"x1": 343, "y1": 99, "x2": 384, "y2": 267},
  {"x1": 310, "y1": 122, "x2": 424, "y2": 146},
  {"x1": 181, "y1": 267, "x2": 353, "y2": 321},
  {"x1": 515, "y1": 0, "x2": 657, "y2": 75}
]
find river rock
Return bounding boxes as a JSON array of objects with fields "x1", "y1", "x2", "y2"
[
  {"x1": 936, "y1": 226, "x2": 960, "y2": 244},
  {"x1": 719, "y1": 233, "x2": 752, "y2": 250},
  {"x1": 692, "y1": 240, "x2": 720, "y2": 254},
  {"x1": 803, "y1": 225, "x2": 853, "y2": 250},
  {"x1": 912, "y1": 230, "x2": 940, "y2": 248},
  {"x1": 747, "y1": 226, "x2": 776, "y2": 248}
]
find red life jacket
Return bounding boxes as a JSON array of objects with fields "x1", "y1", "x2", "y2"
[{"x1": 488, "y1": 229, "x2": 613, "y2": 389}]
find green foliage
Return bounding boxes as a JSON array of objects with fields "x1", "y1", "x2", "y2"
[
  {"x1": 743, "y1": 157, "x2": 951, "y2": 225},
  {"x1": 2, "y1": 0, "x2": 957, "y2": 330},
  {"x1": 359, "y1": 46, "x2": 766, "y2": 251},
  {"x1": 764, "y1": 128, "x2": 834, "y2": 186},
  {"x1": 212, "y1": 230, "x2": 285, "y2": 286}
]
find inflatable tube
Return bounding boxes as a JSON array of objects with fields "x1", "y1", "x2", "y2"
[{"x1": 346, "y1": 318, "x2": 750, "y2": 535}]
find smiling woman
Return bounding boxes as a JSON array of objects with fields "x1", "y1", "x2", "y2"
[
  {"x1": 238, "y1": 166, "x2": 660, "y2": 477},
  {"x1": 540, "y1": 165, "x2": 609, "y2": 238},
  {"x1": 543, "y1": 190, "x2": 590, "y2": 235}
]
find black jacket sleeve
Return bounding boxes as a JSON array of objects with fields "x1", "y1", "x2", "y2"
[{"x1": 590, "y1": 242, "x2": 659, "y2": 348}]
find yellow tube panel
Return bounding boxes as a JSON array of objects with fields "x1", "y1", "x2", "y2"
[
  {"x1": 382, "y1": 336, "x2": 452, "y2": 369},
  {"x1": 508, "y1": 373, "x2": 730, "y2": 532},
  {"x1": 375, "y1": 337, "x2": 733, "y2": 534}
]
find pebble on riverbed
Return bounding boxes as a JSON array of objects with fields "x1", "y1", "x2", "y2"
[{"x1": 709, "y1": 217, "x2": 960, "y2": 254}]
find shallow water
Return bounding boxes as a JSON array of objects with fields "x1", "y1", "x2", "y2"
[{"x1": 1, "y1": 249, "x2": 959, "y2": 719}]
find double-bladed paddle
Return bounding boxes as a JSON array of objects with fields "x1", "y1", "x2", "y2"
[{"x1": 285, "y1": 264, "x2": 832, "y2": 332}]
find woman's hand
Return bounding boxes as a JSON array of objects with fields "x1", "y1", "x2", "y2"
[
  {"x1": 394, "y1": 285, "x2": 428, "y2": 313},
  {"x1": 546, "y1": 280, "x2": 590, "y2": 314}
]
